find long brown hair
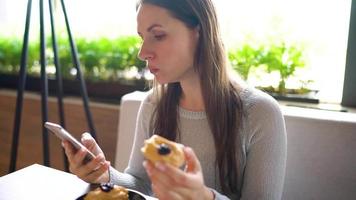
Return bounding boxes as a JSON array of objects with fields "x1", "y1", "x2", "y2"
[{"x1": 137, "y1": 0, "x2": 243, "y2": 194}]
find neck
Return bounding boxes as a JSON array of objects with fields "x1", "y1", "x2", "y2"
[{"x1": 179, "y1": 76, "x2": 205, "y2": 111}]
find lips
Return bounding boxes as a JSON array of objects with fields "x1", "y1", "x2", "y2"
[{"x1": 148, "y1": 66, "x2": 159, "y2": 74}]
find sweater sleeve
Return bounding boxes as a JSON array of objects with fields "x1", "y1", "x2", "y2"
[
  {"x1": 240, "y1": 92, "x2": 287, "y2": 200},
  {"x1": 211, "y1": 188, "x2": 231, "y2": 200},
  {"x1": 109, "y1": 95, "x2": 155, "y2": 196}
]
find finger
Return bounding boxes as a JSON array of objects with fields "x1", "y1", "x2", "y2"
[
  {"x1": 144, "y1": 161, "x2": 176, "y2": 189},
  {"x1": 144, "y1": 161, "x2": 190, "y2": 186},
  {"x1": 184, "y1": 147, "x2": 202, "y2": 173},
  {"x1": 152, "y1": 183, "x2": 183, "y2": 200},
  {"x1": 76, "y1": 153, "x2": 106, "y2": 177},
  {"x1": 63, "y1": 141, "x2": 84, "y2": 175},
  {"x1": 73, "y1": 148, "x2": 90, "y2": 166},
  {"x1": 62, "y1": 140, "x2": 77, "y2": 160},
  {"x1": 63, "y1": 141, "x2": 87, "y2": 168},
  {"x1": 68, "y1": 148, "x2": 90, "y2": 174},
  {"x1": 86, "y1": 153, "x2": 107, "y2": 171},
  {"x1": 144, "y1": 161, "x2": 168, "y2": 183},
  {"x1": 149, "y1": 162, "x2": 175, "y2": 185},
  {"x1": 143, "y1": 160, "x2": 153, "y2": 177},
  {"x1": 155, "y1": 162, "x2": 191, "y2": 187},
  {"x1": 81, "y1": 132, "x2": 103, "y2": 155},
  {"x1": 82, "y1": 161, "x2": 110, "y2": 183},
  {"x1": 145, "y1": 161, "x2": 196, "y2": 199}
]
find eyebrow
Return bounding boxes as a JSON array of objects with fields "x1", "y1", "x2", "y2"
[
  {"x1": 147, "y1": 24, "x2": 163, "y2": 32},
  {"x1": 138, "y1": 24, "x2": 163, "y2": 36}
]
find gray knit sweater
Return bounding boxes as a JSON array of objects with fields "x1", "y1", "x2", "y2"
[{"x1": 110, "y1": 87, "x2": 287, "y2": 200}]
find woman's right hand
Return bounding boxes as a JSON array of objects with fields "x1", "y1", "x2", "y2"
[{"x1": 62, "y1": 132, "x2": 111, "y2": 183}]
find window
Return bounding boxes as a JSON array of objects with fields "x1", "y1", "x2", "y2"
[
  {"x1": 0, "y1": 0, "x2": 138, "y2": 39},
  {"x1": 0, "y1": 0, "x2": 354, "y2": 106},
  {"x1": 342, "y1": 0, "x2": 356, "y2": 107},
  {"x1": 213, "y1": 0, "x2": 352, "y2": 104}
]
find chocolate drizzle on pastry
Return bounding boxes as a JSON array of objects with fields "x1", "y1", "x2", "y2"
[
  {"x1": 158, "y1": 143, "x2": 171, "y2": 155},
  {"x1": 100, "y1": 183, "x2": 114, "y2": 192}
]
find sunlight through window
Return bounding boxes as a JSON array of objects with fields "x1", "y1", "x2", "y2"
[{"x1": 0, "y1": 0, "x2": 352, "y2": 104}]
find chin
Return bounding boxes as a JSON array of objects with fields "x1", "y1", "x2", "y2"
[
  {"x1": 156, "y1": 80, "x2": 170, "y2": 85},
  {"x1": 154, "y1": 77, "x2": 166, "y2": 85},
  {"x1": 155, "y1": 77, "x2": 177, "y2": 85}
]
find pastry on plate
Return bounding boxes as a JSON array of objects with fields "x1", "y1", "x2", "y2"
[{"x1": 84, "y1": 183, "x2": 128, "y2": 200}]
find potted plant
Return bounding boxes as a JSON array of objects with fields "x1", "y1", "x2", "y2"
[
  {"x1": 259, "y1": 42, "x2": 305, "y2": 94},
  {"x1": 258, "y1": 42, "x2": 318, "y2": 102},
  {"x1": 228, "y1": 44, "x2": 264, "y2": 80}
]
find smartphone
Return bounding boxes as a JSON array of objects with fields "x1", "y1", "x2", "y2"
[{"x1": 44, "y1": 121, "x2": 95, "y2": 163}]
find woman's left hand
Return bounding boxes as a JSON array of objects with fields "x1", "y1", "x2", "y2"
[{"x1": 143, "y1": 147, "x2": 214, "y2": 200}]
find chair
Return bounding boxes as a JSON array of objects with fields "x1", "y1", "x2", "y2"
[
  {"x1": 115, "y1": 91, "x2": 147, "y2": 171},
  {"x1": 115, "y1": 91, "x2": 356, "y2": 199}
]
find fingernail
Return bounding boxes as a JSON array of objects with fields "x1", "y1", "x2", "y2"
[
  {"x1": 143, "y1": 161, "x2": 152, "y2": 176},
  {"x1": 143, "y1": 161, "x2": 152, "y2": 170},
  {"x1": 146, "y1": 169, "x2": 152, "y2": 177},
  {"x1": 82, "y1": 132, "x2": 92, "y2": 140}
]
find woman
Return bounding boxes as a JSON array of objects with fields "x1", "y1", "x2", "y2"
[{"x1": 63, "y1": 0, "x2": 287, "y2": 199}]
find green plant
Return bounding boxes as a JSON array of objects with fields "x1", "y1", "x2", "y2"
[
  {"x1": 0, "y1": 35, "x2": 145, "y2": 81},
  {"x1": 56, "y1": 37, "x2": 74, "y2": 79},
  {"x1": 0, "y1": 37, "x2": 39, "y2": 74},
  {"x1": 76, "y1": 38, "x2": 104, "y2": 80},
  {"x1": 51, "y1": 36, "x2": 144, "y2": 81},
  {"x1": 105, "y1": 36, "x2": 145, "y2": 79},
  {"x1": 228, "y1": 44, "x2": 264, "y2": 80},
  {"x1": 0, "y1": 37, "x2": 22, "y2": 73},
  {"x1": 260, "y1": 42, "x2": 306, "y2": 94}
]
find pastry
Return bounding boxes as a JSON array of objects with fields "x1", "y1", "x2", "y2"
[
  {"x1": 84, "y1": 183, "x2": 128, "y2": 200},
  {"x1": 141, "y1": 134, "x2": 185, "y2": 167}
]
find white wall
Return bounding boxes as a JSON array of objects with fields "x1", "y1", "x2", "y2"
[{"x1": 282, "y1": 106, "x2": 356, "y2": 199}]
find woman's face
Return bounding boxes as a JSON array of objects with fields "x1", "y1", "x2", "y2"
[{"x1": 137, "y1": 3, "x2": 200, "y2": 84}]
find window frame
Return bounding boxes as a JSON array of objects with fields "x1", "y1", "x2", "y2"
[{"x1": 342, "y1": 0, "x2": 356, "y2": 108}]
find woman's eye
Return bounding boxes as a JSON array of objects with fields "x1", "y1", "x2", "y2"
[{"x1": 154, "y1": 34, "x2": 166, "y2": 40}]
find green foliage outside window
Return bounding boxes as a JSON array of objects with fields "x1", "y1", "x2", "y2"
[
  {"x1": 260, "y1": 42, "x2": 306, "y2": 94},
  {"x1": 228, "y1": 42, "x2": 308, "y2": 94},
  {"x1": 0, "y1": 36, "x2": 309, "y2": 94},
  {"x1": 0, "y1": 35, "x2": 145, "y2": 81},
  {"x1": 228, "y1": 44, "x2": 264, "y2": 80}
]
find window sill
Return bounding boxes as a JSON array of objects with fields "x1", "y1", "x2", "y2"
[{"x1": 279, "y1": 100, "x2": 356, "y2": 123}]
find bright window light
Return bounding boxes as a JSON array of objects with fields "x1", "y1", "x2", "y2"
[
  {"x1": 0, "y1": 0, "x2": 352, "y2": 104},
  {"x1": 214, "y1": 0, "x2": 352, "y2": 104}
]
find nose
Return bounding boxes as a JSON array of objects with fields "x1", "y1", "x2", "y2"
[{"x1": 138, "y1": 41, "x2": 154, "y2": 61}]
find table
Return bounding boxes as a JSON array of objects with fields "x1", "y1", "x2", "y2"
[
  {"x1": 0, "y1": 164, "x2": 90, "y2": 200},
  {"x1": 0, "y1": 164, "x2": 157, "y2": 200}
]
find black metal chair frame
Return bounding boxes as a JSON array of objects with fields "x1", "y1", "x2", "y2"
[{"x1": 9, "y1": 0, "x2": 97, "y2": 173}]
